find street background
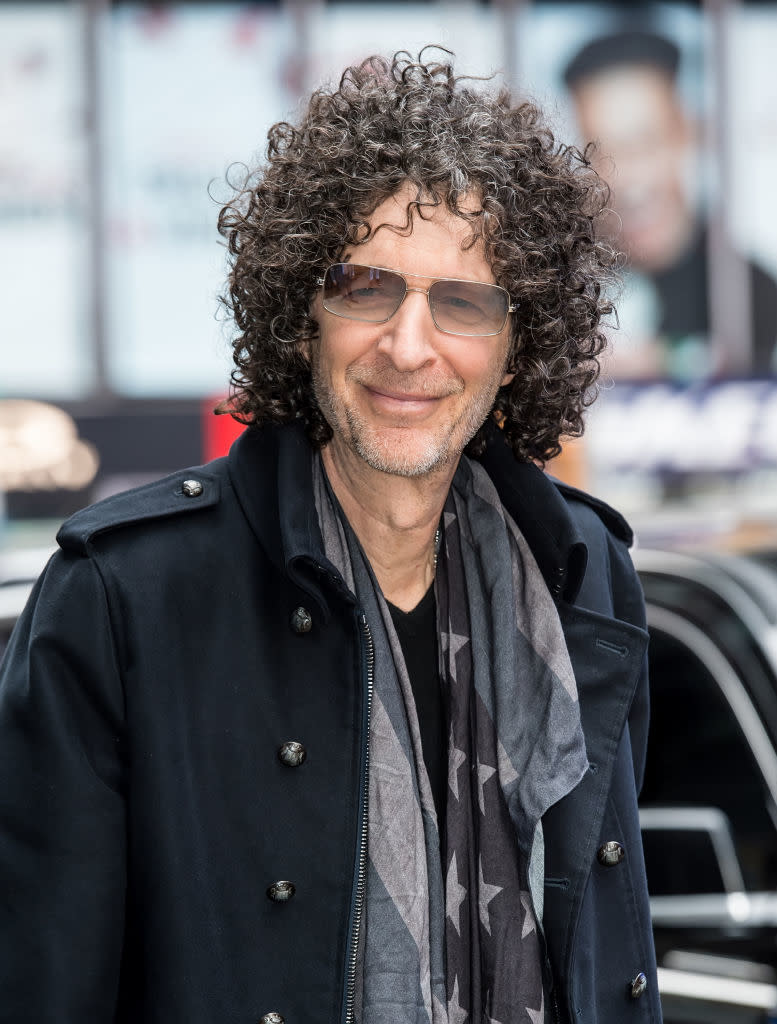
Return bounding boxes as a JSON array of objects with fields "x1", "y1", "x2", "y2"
[{"x1": 2, "y1": 0, "x2": 777, "y2": 553}]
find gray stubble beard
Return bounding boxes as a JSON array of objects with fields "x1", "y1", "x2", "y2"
[{"x1": 313, "y1": 362, "x2": 507, "y2": 479}]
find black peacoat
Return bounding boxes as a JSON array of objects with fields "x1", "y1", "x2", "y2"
[{"x1": 0, "y1": 421, "x2": 661, "y2": 1024}]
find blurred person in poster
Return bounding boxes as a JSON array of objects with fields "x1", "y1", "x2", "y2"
[
  {"x1": 564, "y1": 30, "x2": 777, "y2": 379},
  {"x1": 0, "y1": 49, "x2": 660, "y2": 1023}
]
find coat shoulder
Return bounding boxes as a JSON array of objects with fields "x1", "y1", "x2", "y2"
[
  {"x1": 551, "y1": 478, "x2": 634, "y2": 547},
  {"x1": 56, "y1": 461, "x2": 226, "y2": 555}
]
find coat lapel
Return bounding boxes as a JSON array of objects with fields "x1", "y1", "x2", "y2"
[
  {"x1": 478, "y1": 425, "x2": 650, "y2": 968},
  {"x1": 542, "y1": 604, "x2": 648, "y2": 961}
]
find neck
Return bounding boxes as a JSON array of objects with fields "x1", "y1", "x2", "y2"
[{"x1": 321, "y1": 440, "x2": 455, "y2": 612}]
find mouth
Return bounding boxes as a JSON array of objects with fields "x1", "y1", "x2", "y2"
[{"x1": 363, "y1": 384, "x2": 445, "y2": 415}]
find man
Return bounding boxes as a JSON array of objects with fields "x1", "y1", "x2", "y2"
[
  {"x1": 0, "y1": 50, "x2": 660, "y2": 1023},
  {"x1": 564, "y1": 30, "x2": 777, "y2": 379}
]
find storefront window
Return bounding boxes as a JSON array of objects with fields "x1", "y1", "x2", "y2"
[
  {"x1": 0, "y1": 4, "x2": 92, "y2": 398},
  {"x1": 103, "y1": 4, "x2": 296, "y2": 395}
]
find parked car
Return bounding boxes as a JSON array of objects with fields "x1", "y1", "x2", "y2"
[{"x1": 635, "y1": 548, "x2": 777, "y2": 1023}]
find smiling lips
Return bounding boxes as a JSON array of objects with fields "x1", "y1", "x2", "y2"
[{"x1": 364, "y1": 384, "x2": 449, "y2": 415}]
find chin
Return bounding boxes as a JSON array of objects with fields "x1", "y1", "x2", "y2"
[{"x1": 352, "y1": 427, "x2": 458, "y2": 478}]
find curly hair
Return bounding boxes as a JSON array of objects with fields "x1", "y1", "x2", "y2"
[{"x1": 218, "y1": 47, "x2": 617, "y2": 463}]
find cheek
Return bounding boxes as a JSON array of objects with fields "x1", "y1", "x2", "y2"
[
  {"x1": 456, "y1": 350, "x2": 507, "y2": 390},
  {"x1": 336, "y1": 326, "x2": 387, "y2": 371},
  {"x1": 482, "y1": 334, "x2": 514, "y2": 387},
  {"x1": 314, "y1": 324, "x2": 374, "y2": 385}
]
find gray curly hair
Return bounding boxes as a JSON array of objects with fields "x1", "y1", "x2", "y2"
[{"x1": 218, "y1": 46, "x2": 617, "y2": 462}]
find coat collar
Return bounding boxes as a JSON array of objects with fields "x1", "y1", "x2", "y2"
[
  {"x1": 476, "y1": 421, "x2": 589, "y2": 604},
  {"x1": 227, "y1": 422, "x2": 344, "y2": 619},
  {"x1": 227, "y1": 421, "x2": 590, "y2": 607}
]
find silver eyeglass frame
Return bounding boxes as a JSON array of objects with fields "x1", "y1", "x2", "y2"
[{"x1": 316, "y1": 263, "x2": 518, "y2": 338}]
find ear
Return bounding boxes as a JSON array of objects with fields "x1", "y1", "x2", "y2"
[
  {"x1": 298, "y1": 332, "x2": 315, "y2": 364},
  {"x1": 501, "y1": 344, "x2": 517, "y2": 387},
  {"x1": 300, "y1": 296, "x2": 322, "y2": 363}
]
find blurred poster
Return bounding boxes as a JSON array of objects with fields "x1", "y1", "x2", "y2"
[
  {"x1": 305, "y1": 3, "x2": 505, "y2": 97},
  {"x1": 516, "y1": 2, "x2": 777, "y2": 381},
  {"x1": 728, "y1": 5, "x2": 777, "y2": 376},
  {"x1": 104, "y1": 5, "x2": 297, "y2": 396},
  {"x1": 0, "y1": 5, "x2": 91, "y2": 397},
  {"x1": 580, "y1": 379, "x2": 777, "y2": 537},
  {"x1": 587, "y1": 380, "x2": 777, "y2": 477}
]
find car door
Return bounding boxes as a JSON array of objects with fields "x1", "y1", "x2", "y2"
[{"x1": 635, "y1": 550, "x2": 777, "y2": 1022}]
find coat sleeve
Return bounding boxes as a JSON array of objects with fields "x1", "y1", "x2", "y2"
[{"x1": 0, "y1": 549, "x2": 127, "y2": 1022}]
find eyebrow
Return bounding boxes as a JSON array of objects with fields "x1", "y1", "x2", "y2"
[{"x1": 337, "y1": 260, "x2": 497, "y2": 286}]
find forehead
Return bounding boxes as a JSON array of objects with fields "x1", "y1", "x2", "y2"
[{"x1": 353, "y1": 185, "x2": 493, "y2": 282}]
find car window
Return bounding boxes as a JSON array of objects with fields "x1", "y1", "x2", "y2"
[{"x1": 641, "y1": 627, "x2": 777, "y2": 892}]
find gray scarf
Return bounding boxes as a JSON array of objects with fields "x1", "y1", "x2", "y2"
[{"x1": 314, "y1": 455, "x2": 588, "y2": 1024}]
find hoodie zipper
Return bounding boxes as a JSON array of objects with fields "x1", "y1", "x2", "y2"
[{"x1": 343, "y1": 613, "x2": 374, "y2": 1024}]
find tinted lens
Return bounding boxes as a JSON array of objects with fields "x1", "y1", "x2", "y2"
[
  {"x1": 322, "y1": 264, "x2": 405, "y2": 322},
  {"x1": 428, "y1": 279, "x2": 509, "y2": 336}
]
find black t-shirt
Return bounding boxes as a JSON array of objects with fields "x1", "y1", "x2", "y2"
[{"x1": 387, "y1": 587, "x2": 446, "y2": 837}]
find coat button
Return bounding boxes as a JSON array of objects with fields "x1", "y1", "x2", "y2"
[
  {"x1": 278, "y1": 741, "x2": 306, "y2": 767},
  {"x1": 259, "y1": 1014, "x2": 284, "y2": 1024},
  {"x1": 630, "y1": 972, "x2": 647, "y2": 999},
  {"x1": 181, "y1": 478, "x2": 203, "y2": 497},
  {"x1": 267, "y1": 880, "x2": 295, "y2": 902},
  {"x1": 290, "y1": 606, "x2": 312, "y2": 634},
  {"x1": 597, "y1": 841, "x2": 625, "y2": 867}
]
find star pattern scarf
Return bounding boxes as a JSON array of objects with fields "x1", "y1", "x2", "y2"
[{"x1": 314, "y1": 455, "x2": 588, "y2": 1023}]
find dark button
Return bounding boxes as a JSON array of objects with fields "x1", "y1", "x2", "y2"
[
  {"x1": 630, "y1": 973, "x2": 647, "y2": 999},
  {"x1": 278, "y1": 741, "x2": 306, "y2": 767},
  {"x1": 181, "y1": 478, "x2": 203, "y2": 498},
  {"x1": 597, "y1": 841, "x2": 625, "y2": 867},
  {"x1": 260, "y1": 1014, "x2": 284, "y2": 1024},
  {"x1": 290, "y1": 606, "x2": 312, "y2": 634},
  {"x1": 267, "y1": 880, "x2": 295, "y2": 902}
]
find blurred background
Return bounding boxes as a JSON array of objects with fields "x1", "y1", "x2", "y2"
[
  {"x1": 4, "y1": 3, "x2": 777, "y2": 1014},
  {"x1": 2, "y1": 0, "x2": 777, "y2": 553}
]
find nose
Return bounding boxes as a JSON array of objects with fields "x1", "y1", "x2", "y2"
[{"x1": 375, "y1": 288, "x2": 438, "y2": 371}]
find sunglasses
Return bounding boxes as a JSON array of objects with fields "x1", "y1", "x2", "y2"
[{"x1": 317, "y1": 263, "x2": 517, "y2": 337}]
